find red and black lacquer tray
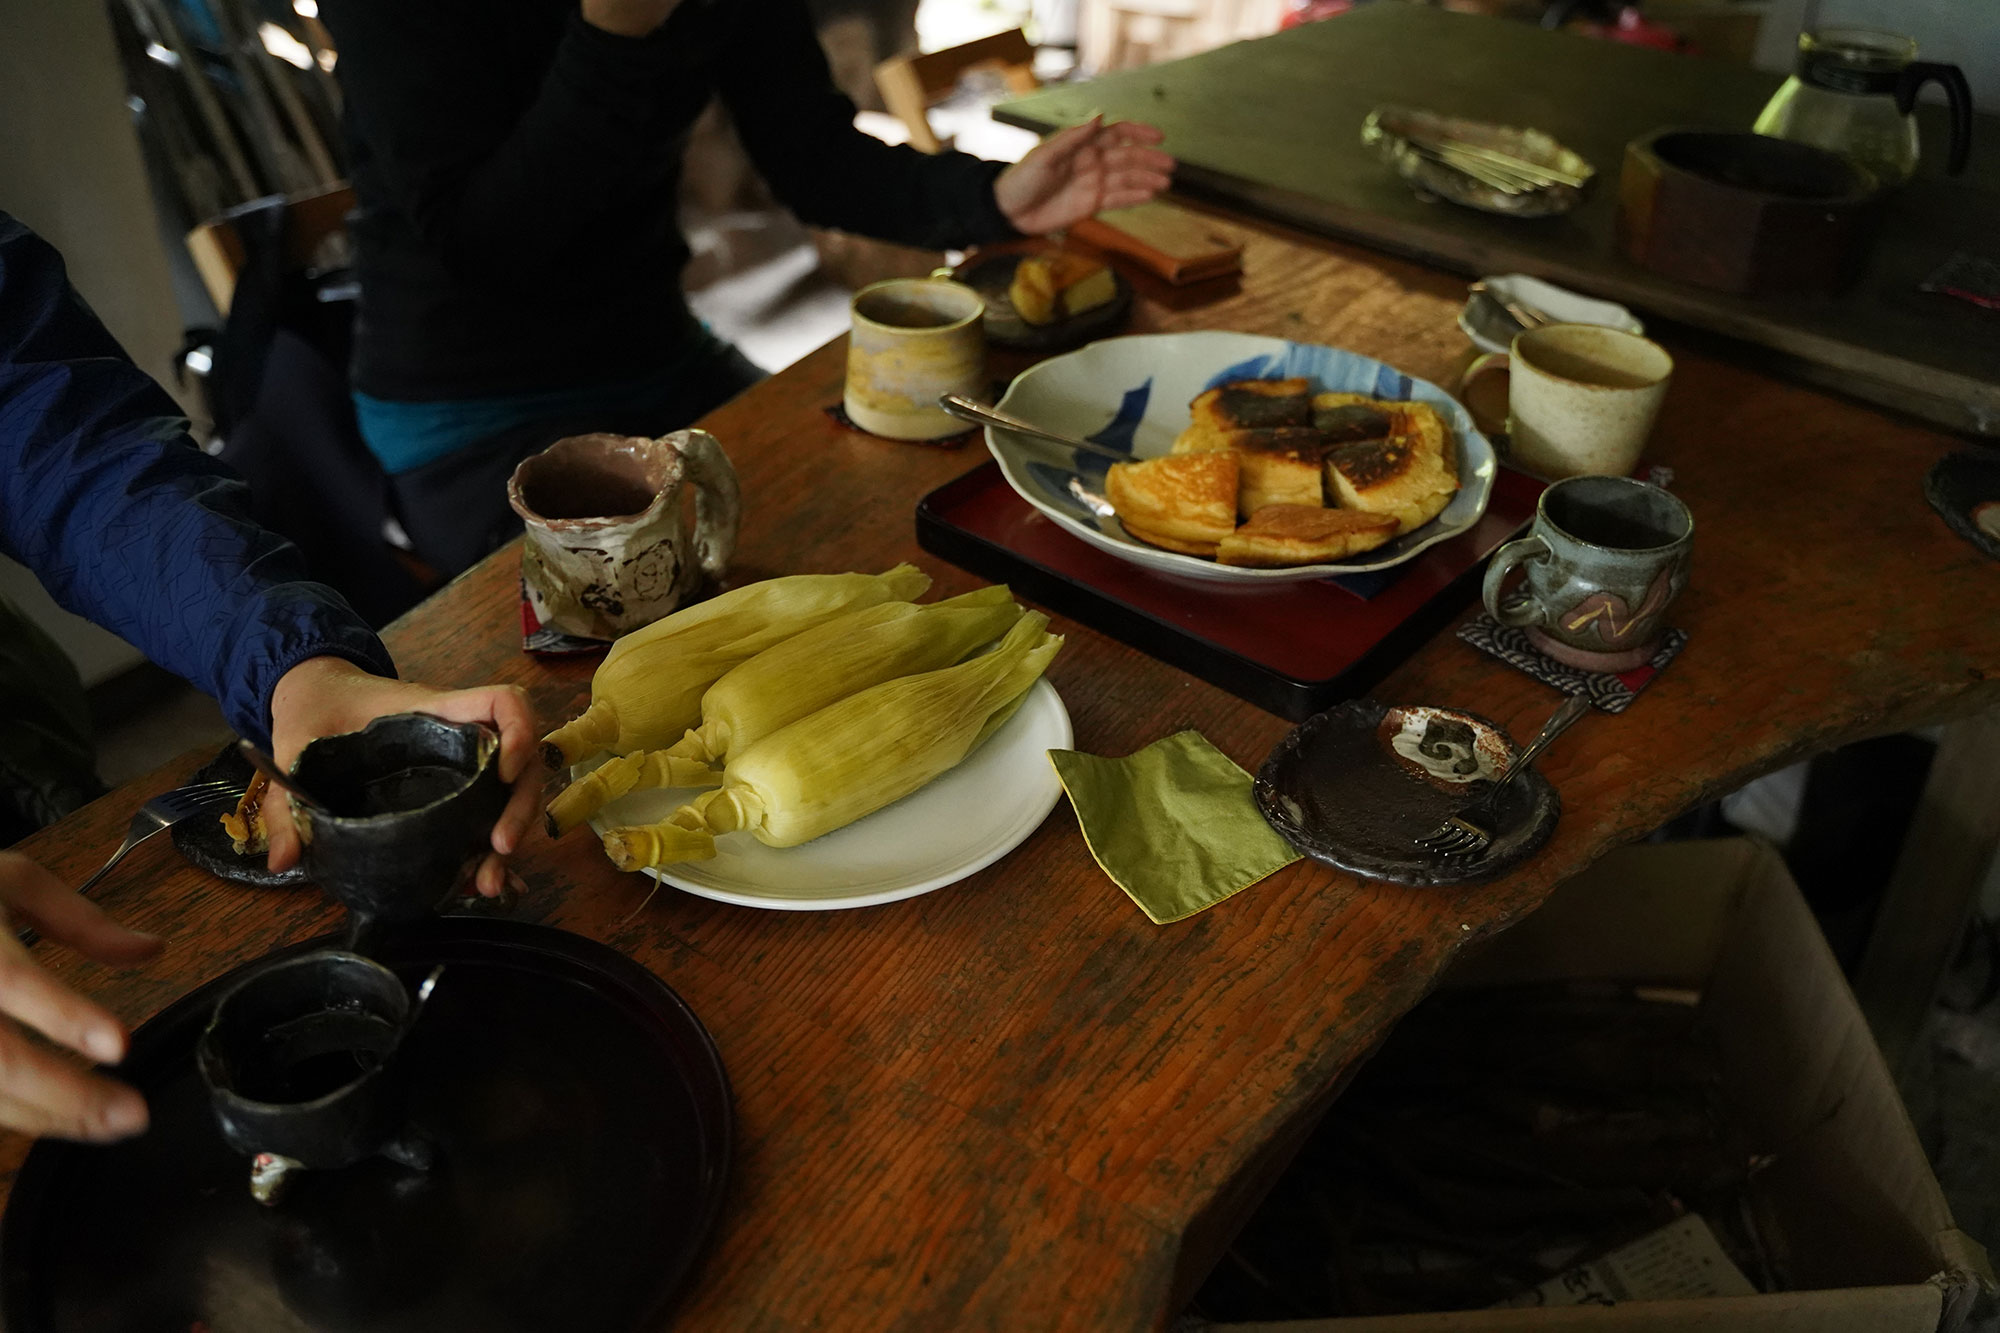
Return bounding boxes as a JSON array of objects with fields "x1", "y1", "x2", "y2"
[{"x1": 916, "y1": 461, "x2": 1544, "y2": 720}]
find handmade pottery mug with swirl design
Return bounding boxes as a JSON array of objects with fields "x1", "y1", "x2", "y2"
[{"x1": 1481, "y1": 475, "x2": 1692, "y2": 672}]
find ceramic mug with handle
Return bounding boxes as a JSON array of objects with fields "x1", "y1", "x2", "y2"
[
  {"x1": 843, "y1": 276, "x2": 987, "y2": 441},
  {"x1": 1461, "y1": 323, "x2": 1674, "y2": 480},
  {"x1": 1481, "y1": 474, "x2": 1693, "y2": 673},
  {"x1": 508, "y1": 429, "x2": 740, "y2": 641}
]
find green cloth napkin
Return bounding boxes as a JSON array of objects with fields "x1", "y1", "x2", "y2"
[{"x1": 1050, "y1": 731, "x2": 1302, "y2": 925}]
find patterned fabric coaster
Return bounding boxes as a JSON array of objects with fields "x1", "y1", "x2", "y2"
[
  {"x1": 520, "y1": 580, "x2": 610, "y2": 656},
  {"x1": 824, "y1": 402, "x2": 976, "y2": 448},
  {"x1": 1458, "y1": 614, "x2": 1687, "y2": 714}
]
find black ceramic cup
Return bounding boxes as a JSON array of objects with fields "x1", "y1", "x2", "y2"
[
  {"x1": 290, "y1": 713, "x2": 508, "y2": 931},
  {"x1": 196, "y1": 950, "x2": 416, "y2": 1178}
]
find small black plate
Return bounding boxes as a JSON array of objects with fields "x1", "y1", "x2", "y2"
[
  {"x1": 1254, "y1": 699, "x2": 1560, "y2": 886},
  {"x1": 0, "y1": 918, "x2": 732, "y2": 1332},
  {"x1": 957, "y1": 251, "x2": 1133, "y2": 352},
  {"x1": 1925, "y1": 448, "x2": 2000, "y2": 561},
  {"x1": 169, "y1": 742, "x2": 309, "y2": 889}
]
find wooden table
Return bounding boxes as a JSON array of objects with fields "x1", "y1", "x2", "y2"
[
  {"x1": 8, "y1": 205, "x2": 1999, "y2": 1330},
  {"x1": 997, "y1": 5, "x2": 2000, "y2": 436}
]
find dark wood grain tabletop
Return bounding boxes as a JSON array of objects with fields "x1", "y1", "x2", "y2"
[{"x1": 9, "y1": 202, "x2": 1999, "y2": 1331}]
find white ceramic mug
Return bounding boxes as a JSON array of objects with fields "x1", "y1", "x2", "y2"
[
  {"x1": 843, "y1": 277, "x2": 986, "y2": 441},
  {"x1": 1461, "y1": 324, "x2": 1674, "y2": 479},
  {"x1": 507, "y1": 430, "x2": 740, "y2": 641}
]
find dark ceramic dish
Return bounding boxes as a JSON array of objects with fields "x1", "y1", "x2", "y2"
[
  {"x1": 169, "y1": 742, "x2": 310, "y2": 889},
  {"x1": 292, "y1": 714, "x2": 508, "y2": 930},
  {"x1": 1254, "y1": 698, "x2": 1560, "y2": 886},
  {"x1": 0, "y1": 917, "x2": 733, "y2": 1333},
  {"x1": 957, "y1": 250, "x2": 1133, "y2": 352},
  {"x1": 1925, "y1": 449, "x2": 2000, "y2": 561},
  {"x1": 197, "y1": 950, "x2": 421, "y2": 1178}
]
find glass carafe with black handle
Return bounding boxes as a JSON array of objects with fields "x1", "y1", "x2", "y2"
[{"x1": 1753, "y1": 27, "x2": 1973, "y2": 188}]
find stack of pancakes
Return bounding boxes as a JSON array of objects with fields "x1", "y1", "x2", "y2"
[{"x1": 1103, "y1": 377, "x2": 1459, "y2": 567}]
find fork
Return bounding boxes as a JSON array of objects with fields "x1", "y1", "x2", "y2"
[
  {"x1": 1415, "y1": 693, "x2": 1592, "y2": 861},
  {"x1": 18, "y1": 778, "x2": 246, "y2": 948},
  {"x1": 74, "y1": 778, "x2": 247, "y2": 899}
]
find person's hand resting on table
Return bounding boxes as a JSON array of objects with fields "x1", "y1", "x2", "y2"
[
  {"x1": 994, "y1": 115, "x2": 1177, "y2": 235},
  {"x1": 0, "y1": 853, "x2": 160, "y2": 1141},
  {"x1": 261, "y1": 657, "x2": 542, "y2": 899}
]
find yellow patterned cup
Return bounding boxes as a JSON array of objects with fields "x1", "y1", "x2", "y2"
[{"x1": 843, "y1": 278, "x2": 986, "y2": 441}]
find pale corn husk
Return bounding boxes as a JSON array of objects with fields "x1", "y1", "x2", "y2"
[
  {"x1": 544, "y1": 752, "x2": 722, "y2": 837},
  {"x1": 668, "y1": 585, "x2": 1021, "y2": 767},
  {"x1": 541, "y1": 565, "x2": 931, "y2": 767},
  {"x1": 607, "y1": 820, "x2": 719, "y2": 866},
  {"x1": 547, "y1": 587, "x2": 1022, "y2": 837},
  {"x1": 600, "y1": 613, "x2": 1061, "y2": 869}
]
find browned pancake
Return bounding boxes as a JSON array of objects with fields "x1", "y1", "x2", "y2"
[
  {"x1": 1237, "y1": 451, "x2": 1324, "y2": 517},
  {"x1": 1105, "y1": 452, "x2": 1240, "y2": 546},
  {"x1": 1216, "y1": 505, "x2": 1400, "y2": 567},
  {"x1": 1174, "y1": 378, "x2": 1315, "y2": 453},
  {"x1": 1123, "y1": 523, "x2": 1221, "y2": 558},
  {"x1": 1323, "y1": 401, "x2": 1457, "y2": 534}
]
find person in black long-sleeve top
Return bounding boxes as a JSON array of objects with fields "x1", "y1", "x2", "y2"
[{"x1": 320, "y1": 0, "x2": 1174, "y2": 573}]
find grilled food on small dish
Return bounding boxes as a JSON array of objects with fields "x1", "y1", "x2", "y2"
[
  {"x1": 1008, "y1": 253, "x2": 1118, "y2": 327},
  {"x1": 220, "y1": 772, "x2": 271, "y2": 856}
]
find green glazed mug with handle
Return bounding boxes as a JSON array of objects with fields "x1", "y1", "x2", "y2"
[{"x1": 1482, "y1": 475, "x2": 1693, "y2": 673}]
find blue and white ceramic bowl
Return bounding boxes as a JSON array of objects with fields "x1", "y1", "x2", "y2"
[{"x1": 988, "y1": 331, "x2": 1498, "y2": 584}]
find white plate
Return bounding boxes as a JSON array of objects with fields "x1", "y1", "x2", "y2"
[
  {"x1": 587, "y1": 679, "x2": 1071, "y2": 911},
  {"x1": 986, "y1": 331, "x2": 1497, "y2": 585},
  {"x1": 1458, "y1": 273, "x2": 1644, "y2": 355}
]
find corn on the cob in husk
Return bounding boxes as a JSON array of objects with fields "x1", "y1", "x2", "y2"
[
  {"x1": 672, "y1": 585, "x2": 1021, "y2": 765},
  {"x1": 541, "y1": 565, "x2": 930, "y2": 767},
  {"x1": 601, "y1": 613, "x2": 1062, "y2": 869},
  {"x1": 545, "y1": 586, "x2": 1023, "y2": 836}
]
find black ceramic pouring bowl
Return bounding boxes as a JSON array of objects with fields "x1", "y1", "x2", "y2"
[
  {"x1": 291, "y1": 713, "x2": 507, "y2": 929},
  {"x1": 196, "y1": 950, "x2": 415, "y2": 1171}
]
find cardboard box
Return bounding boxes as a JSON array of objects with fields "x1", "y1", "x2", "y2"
[{"x1": 1214, "y1": 839, "x2": 1993, "y2": 1333}]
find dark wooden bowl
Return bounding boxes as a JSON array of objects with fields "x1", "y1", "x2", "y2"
[{"x1": 1617, "y1": 129, "x2": 1885, "y2": 296}]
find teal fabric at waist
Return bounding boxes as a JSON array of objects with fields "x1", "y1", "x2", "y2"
[{"x1": 354, "y1": 370, "x2": 687, "y2": 475}]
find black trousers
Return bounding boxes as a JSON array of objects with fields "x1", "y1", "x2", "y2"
[{"x1": 386, "y1": 341, "x2": 766, "y2": 578}]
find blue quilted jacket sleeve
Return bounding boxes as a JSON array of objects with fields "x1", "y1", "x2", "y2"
[{"x1": 0, "y1": 212, "x2": 397, "y2": 748}]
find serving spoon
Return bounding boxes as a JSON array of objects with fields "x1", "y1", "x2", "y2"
[{"x1": 937, "y1": 394, "x2": 1136, "y2": 466}]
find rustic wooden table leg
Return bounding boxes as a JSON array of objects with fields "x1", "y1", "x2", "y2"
[{"x1": 1854, "y1": 708, "x2": 2000, "y2": 1082}]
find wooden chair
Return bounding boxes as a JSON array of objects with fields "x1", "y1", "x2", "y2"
[
  {"x1": 185, "y1": 183, "x2": 355, "y2": 315},
  {"x1": 873, "y1": 28, "x2": 1039, "y2": 154}
]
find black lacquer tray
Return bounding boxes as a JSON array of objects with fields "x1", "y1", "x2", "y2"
[{"x1": 1, "y1": 917, "x2": 732, "y2": 1332}]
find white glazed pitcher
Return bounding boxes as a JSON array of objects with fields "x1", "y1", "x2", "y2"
[{"x1": 507, "y1": 430, "x2": 741, "y2": 641}]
